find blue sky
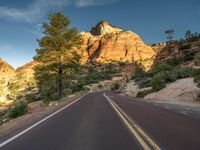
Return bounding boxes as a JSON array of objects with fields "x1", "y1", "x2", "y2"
[{"x1": 0, "y1": 0, "x2": 199, "y2": 68}]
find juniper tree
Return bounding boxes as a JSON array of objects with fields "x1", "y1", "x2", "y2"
[{"x1": 34, "y1": 12, "x2": 82, "y2": 99}]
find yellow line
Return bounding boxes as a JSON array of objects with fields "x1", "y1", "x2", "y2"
[{"x1": 103, "y1": 93, "x2": 162, "y2": 150}]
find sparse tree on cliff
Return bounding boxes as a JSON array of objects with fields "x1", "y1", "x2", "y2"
[
  {"x1": 165, "y1": 29, "x2": 175, "y2": 41},
  {"x1": 185, "y1": 30, "x2": 192, "y2": 40},
  {"x1": 34, "y1": 12, "x2": 82, "y2": 99}
]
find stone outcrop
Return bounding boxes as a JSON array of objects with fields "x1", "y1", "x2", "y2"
[
  {"x1": 80, "y1": 21, "x2": 156, "y2": 70},
  {"x1": 90, "y1": 21, "x2": 123, "y2": 36},
  {"x1": 144, "y1": 78, "x2": 200, "y2": 103}
]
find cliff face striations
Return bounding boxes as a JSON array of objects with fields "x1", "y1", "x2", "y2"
[{"x1": 80, "y1": 21, "x2": 156, "y2": 70}]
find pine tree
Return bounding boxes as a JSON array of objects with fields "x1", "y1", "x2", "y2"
[
  {"x1": 34, "y1": 12, "x2": 82, "y2": 99},
  {"x1": 165, "y1": 29, "x2": 175, "y2": 41},
  {"x1": 185, "y1": 30, "x2": 192, "y2": 40}
]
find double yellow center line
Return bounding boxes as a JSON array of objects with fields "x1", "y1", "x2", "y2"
[{"x1": 103, "y1": 93, "x2": 161, "y2": 150}]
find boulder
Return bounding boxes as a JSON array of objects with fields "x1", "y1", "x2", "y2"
[{"x1": 144, "y1": 78, "x2": 200, "y2": 102}]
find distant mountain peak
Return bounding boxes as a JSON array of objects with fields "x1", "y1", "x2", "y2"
[{"x1": 90, "y1": 20, "x2": 123, "y2": 36}]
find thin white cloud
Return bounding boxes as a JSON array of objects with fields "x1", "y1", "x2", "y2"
[
  {"x1": 75, "y1": 0, "x2": 119, "y2": 7},
  {"x1": 0, "y1": 0, "x2": 119, "y2": 23},
  {"x1": 24, "y1": 24, "x2": 44, "y2": 37}
]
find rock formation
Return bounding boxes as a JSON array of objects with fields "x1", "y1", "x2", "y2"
[
  {"x1": 144, "y1": 78, "x2": 200, "y2": 103},
  {"x1": 80, "y1": 21, "x2": 156, "y2": 70}
]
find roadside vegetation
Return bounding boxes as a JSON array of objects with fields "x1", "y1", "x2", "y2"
[
  {"x1": 0, "y1": 12, "x2": 84, "y2": 124},
  {"x1": 135, "y1": 29, "x2": 200, "y2": 97},
  {"x1": 0, "y1": 101, "x2": 28, "y2": 125},
  {"x1": 135, "y1": 58, "x2": 200, "y2": 97},
  {"x1": 33, "y1": 12, "x2": 84, "y2": 103}
]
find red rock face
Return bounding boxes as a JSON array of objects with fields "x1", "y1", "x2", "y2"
[{"x1": 80, "y1": 21, "x2": 156, "y2": 70}]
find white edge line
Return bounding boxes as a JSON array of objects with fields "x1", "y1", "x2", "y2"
[{"x1": 0, "y1": 93, "x2": 88, "y2": 148}]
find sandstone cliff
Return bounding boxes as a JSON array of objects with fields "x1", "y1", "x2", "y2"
[{"x1": 80, "y1": 21, "x2": 156, "y2": 70}]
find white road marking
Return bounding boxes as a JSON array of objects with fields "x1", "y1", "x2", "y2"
[
  {"x1": 0, "y1": 94, "x2": 88, "y2": 148},
  {"x1": 181, "y1": 111, "x2": 189, "y2": 115}
]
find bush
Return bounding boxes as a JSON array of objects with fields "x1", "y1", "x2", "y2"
[
  {"x1": 182, "y1": 54, "x2": 194, "y2": 61},
  {"x1": 149, "y1": 74, "x2": 166, "y2": 91},
  {"x1": 111, "y1": 83, "x2": 120, "y2": 90},
  {"x1": 133, "y1": 66, "x2": 146, "y2": 81},
  {"x1": 136, "y1": 89, "x2": 153, "y2": 97},
  {"x1": 25, "y1": 93, "x2": 39, "y2": 103},
  {"x1": 192, "y1": 69, "x2": 200, "y2": 87},
  {"x1": 194, "y1": 52, "x2": 200, "y2": 65},
  {"x1": 0, "y1": 109, "x2": 8, "y2": 124},
  {"x1": 71, "y1": 83, "x2": 85, "y2": 93},
  {"x1": 179, "y1": 44, "x2": 191, "y2": 50},
  {"x1": 147, "y1": 62, "x2": 174, "y2": 77},
  {"x1": 8, "y1": 101, "x2": 28, "y2": 118}
]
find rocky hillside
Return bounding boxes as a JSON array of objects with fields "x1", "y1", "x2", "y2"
[
  {"x1": 124, "y1": 36, "x2": 200, "y2": 104},
  {"x1": 80, "y1": 21, "x2": 156, "y2": 70},
  {"x1": 0, "y1": 58, "x2": 15, "y2": 79},
  {"x1": 15, "y1": 61, "x2": 38, "y2": 82},
  {"x1": 153, "y1": 39, "x2": 200, "y2": 67},
  {"x1": 0, "y1": 59, "x2": 37, "y2": 105}
]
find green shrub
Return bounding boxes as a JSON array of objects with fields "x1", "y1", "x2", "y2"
[
  {"x1": 111, "y1": 83, "x2": 120, "y2": 90},
  {"x1": 71, "y1": 83, "x2": 85, "y2": 93},
  {"x1": 150, "y1": 74, "x2": 166, "y2": 91},
  {"x1": 25, "y1": 93, "x2": 39, "y2": 103},
  {"x1": 148, "y1": 62, "x2": 174, "y2": 77},
  {"x1": 136, "y1": 89, "x2": 153, "y2": 97},
  {"x1": 0, "y1": 109, "x2": 8, "y2": 124},
  {"x1": 182, "y1": 54, "x2": 194, "y2": 61},
  {"x1": 194, "y1": 52, "x2": 200, "y2": 65},
  {"x1": 132, "y1": 66, "x2": 146, "y2": 81},
  {"x1": 192, "y1": 69, "x2": 200, "y2": 87},
  {"x1": 179, "y1": 44, "x2": 191, "y2": 50},
  {"x1": 8, "y1": 101, "x2": 28, "y2": 118}
]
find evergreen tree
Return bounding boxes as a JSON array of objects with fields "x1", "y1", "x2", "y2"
[
  {"x1": 185, "y1": 30, "x2": 192, "y2": 40},
  {"x1": 34, "y1": 12, "x2": 82, "y2": 99},
  {"x1": 165, "y1": 29, "x2": 175, "y2": 41}
]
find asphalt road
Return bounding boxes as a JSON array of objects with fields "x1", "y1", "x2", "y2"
[
  {"x1": 1, "y1": 92, "x2": 200, "y2": 150},
  {"x1": 108, "y1": 93, "x2": 200, "y2": 150},
  {"x1": 0, "y1": 92, "x2": 140, "y2": 150}
]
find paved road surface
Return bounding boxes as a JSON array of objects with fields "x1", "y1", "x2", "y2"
[
  {"x1": 1, "y1": 93, "x2": 140, "y2": 150},
  {"x1": 108, "y1": 93, "x2": 200, "y2": 150},
  {"x1": 1, "y1": 92, "x2": 200, "y2": 150}
]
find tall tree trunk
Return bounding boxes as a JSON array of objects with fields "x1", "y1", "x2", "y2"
[{"x1": 58, "y1": 68, "x2": 63, "y2": 98}]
